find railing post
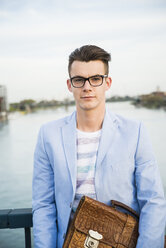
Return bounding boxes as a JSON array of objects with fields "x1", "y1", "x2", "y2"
[
  {"x1": 0, "y1": 208, "x2": 33, "y2": 248},
  {"x1": 24, "y1": 227, "x2": 31, "y2": 248}
]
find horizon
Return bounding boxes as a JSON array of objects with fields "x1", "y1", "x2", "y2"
[{"x1": 6, "y1": 88, "x2": 166, "y2": 104}]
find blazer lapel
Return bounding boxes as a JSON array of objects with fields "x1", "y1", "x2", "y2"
[
  {"x1": 95, "y1": 109, "x2": 119, "y2": 200},
  {"x1": 62, "y1": 112, "x2": 77, "y2": 198},
  {"x1": 96, "y1": 109, "x2": 119, "y2": 171}
]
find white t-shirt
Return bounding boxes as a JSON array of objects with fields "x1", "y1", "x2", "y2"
[{"x1": 71, "y1": 128, "x2": 101, "y2": 215}]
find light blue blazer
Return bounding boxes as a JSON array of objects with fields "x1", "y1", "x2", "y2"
[{"x1": 32, "y1": 109, "x2": 166, "y2": 248}]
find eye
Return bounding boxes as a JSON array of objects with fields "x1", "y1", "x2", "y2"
[
  {"x1": 91, "y1": 76, "x2": 101, "y2": 81},
  {"x1": 73, "y1": 77, "x2": 84, "y2": 83}
]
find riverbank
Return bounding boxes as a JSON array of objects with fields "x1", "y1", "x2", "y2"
[
  {"x1": 8, "y1": 90, "x2": 166, "y2": 114},
  {"x1": 9, "y1": 96, "x2": 134, "y2": 113},
  {"x1": 132, "y1": 91, "x2": 166, "y2": 110}
]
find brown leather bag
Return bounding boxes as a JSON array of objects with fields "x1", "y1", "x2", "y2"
[{"x1": 63, "y1": 196, "x2": 139, "y2": 248}]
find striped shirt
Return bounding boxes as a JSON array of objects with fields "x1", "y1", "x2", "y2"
[{"x1": 71, "y1": 128, "x2": 101, "y2": 216}]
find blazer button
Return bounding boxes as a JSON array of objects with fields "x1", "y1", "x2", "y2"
[
  {"x1": 63, "y1": 233, "x2": 66, "y2": 239},
  {"x1": 70, "y1": 202, "x2": 72, "y2": 208}
]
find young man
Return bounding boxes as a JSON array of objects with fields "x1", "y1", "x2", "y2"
[{"x1": 32, "y1": 45, "x2": 166, "y2": 248}]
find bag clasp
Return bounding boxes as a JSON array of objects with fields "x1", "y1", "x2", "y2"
[{"x1": 84, "y1": 230, "x2": 103, "y2": 248}]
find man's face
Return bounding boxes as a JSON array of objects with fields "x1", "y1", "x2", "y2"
[{"x1": 67, "y1": 60, "x2": 112, "y2": 112}]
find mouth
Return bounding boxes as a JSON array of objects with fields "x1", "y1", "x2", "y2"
[{"x1": 81, "y1": 96, "x2": 95, "y2": 99}]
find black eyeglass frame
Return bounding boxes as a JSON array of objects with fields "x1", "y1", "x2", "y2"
[{"x1": 70, "y1": 74, "x2": 108, "y2": 88}]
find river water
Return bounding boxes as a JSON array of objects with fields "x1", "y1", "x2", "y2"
[{"x1": 0, "y1": 101, "x2": 166, "y2": 248}]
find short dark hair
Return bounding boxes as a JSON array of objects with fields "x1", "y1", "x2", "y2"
[{"x1": 68, "y1": 45, "x2": 111, "y2": 75}]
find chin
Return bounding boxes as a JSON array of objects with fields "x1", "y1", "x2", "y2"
[{"x1": 79, "y1": 103, "x2": 98, "y2": 111}]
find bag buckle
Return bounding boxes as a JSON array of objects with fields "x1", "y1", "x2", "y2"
[{"x1": 84, "y1": 230, "x2": 103, "y2": 248}]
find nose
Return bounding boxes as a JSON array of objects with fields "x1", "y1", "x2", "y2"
[{"x1": 83, "y1": 79, "x2": 92, "y2": 91}]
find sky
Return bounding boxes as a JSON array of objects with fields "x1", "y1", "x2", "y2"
[{"x1": 0, "y1": 0, "x2": 166, "y2": 103}]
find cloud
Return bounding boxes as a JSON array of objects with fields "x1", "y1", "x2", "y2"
[{"x1": 0, "y1": 0, "x2": 166, "y2": 102}]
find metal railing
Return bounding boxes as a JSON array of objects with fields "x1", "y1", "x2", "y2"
[
  {"x1": 0, "y1": 208, "x2": 32, "y2": 248},
  {"x1": 0, "y1": 208, "x2": 166, "y2": 247}
]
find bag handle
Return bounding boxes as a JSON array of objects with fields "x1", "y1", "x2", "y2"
[{"x1": 111, "y1": 200, "x2": 139, "y2": 219}]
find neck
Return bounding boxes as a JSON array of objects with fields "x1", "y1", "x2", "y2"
[{"x1": 76, "y1": 106, "x2": 105, "y2": 132}]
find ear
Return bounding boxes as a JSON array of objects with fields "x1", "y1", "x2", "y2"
[
  {"x1": 67, "y1": 79, "x2": 72, "y2": 92},
  {"x1": 105, "y1": 77, "x2": 112, "y2": 91}
]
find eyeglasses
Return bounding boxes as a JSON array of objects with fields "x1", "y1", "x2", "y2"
[{"x1": 70, "y1": 74, "x2": 108, "y2": 88}]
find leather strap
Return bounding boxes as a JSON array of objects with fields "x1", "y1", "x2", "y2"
[
  {"x1": 117, "y1": 215, "x2": 137, "y2": 248},
  {"x1": 111, "y1": 200, "x2": 139, "y2": 219}
]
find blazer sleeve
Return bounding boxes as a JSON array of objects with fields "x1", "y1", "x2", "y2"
[
  {"x1": 32, "y1": 126, "x2": 57, "y2": 248},
  {"x1": 135, "y1": 122, "x2": 166, "y2": 248}
]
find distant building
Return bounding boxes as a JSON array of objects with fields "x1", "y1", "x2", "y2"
[
  {"x1": 150, "y1": 91, "x2": 166, "y2": 97},
  {"x1": 140, "y1": 90, "x2": 166, "y2": 99},
  {"x1": 0, "y1": 85, "x2": 8, "y2": 121}
]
